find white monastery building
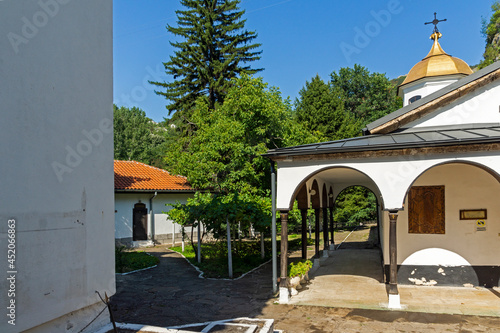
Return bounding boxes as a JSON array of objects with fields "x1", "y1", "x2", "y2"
[
  {"x1": 114, "y1": 160, "x2": 195, "y2": 247},
  {"x1": 266, "y1": 28, "x2": 500, "y2": 308}
]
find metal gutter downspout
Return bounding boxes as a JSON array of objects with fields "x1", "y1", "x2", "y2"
[
  {"x1": 150, "y1": 191, "x2": 158, "y2": 244},
  {"x1": 270, "y1": 161, "x2": 278, "y2": 295}
]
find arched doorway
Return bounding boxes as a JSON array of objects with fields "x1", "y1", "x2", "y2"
[
  {"x1": 133, "y1": 202, "x2": 148, "y2": 241},
  {"x1": 285, "y1": 167, "x2": 386, "y2": 282},
  {"x1": 333, "y1": 185, "x2": 380, "y2": 250}
]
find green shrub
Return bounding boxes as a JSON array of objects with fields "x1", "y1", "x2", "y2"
[{"x1": 288, "y1": 260, "x2": 313, "y2": 277}]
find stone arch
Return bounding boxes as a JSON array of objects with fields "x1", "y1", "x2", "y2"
[
  {"x1": 286, "y1": 165, "x2": 385, "y2": 211},
  {"x1": 296, "y1": 183, "x2": 308, "y2": 210},
  {"x1": 395, "y1": 161, "x2": 500, "y2": 287},
  {"x1": 401, "y1": 160, "x2": 500, "y2": 206}
]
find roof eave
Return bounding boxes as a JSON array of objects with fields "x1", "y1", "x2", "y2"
[{"x1": 265, "y1": 136, "x2": 500, "y2": 161}]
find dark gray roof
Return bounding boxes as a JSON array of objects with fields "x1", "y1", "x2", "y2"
[
  {"x1": 364, "y1": 61, "x2": 500, "y2": 133},
  {"x1": 264, "y1": 124, "x2": 500, "y2": 158}
]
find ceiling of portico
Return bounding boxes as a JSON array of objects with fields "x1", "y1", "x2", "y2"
[{"x1": 312, "y1": 167, "x2": 375, "y2": 186}]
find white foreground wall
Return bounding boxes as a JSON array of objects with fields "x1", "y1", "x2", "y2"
[{"x1": 0, "y1": 1, "x2": 114, "y2": 332}]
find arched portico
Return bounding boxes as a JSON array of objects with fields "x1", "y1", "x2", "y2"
[{"x1": 270, "y1": 151, "x2": 500, "y2": 307}]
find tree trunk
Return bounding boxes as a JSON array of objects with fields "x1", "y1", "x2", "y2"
[
  {"x1": 226, "y1": 216, "x2": 233, "y2": 278},
  {"x1": 260, "y1": 231, "x2": 265, "y2": 259}
]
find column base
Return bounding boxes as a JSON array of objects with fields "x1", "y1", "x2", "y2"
[
  {"x1": 279, "y1": 287, "x2": 290, "y2": 303},
  {"x1": 329, "y1": 244, "x2": 336, "y2": 250},
  {"x1": 322, "y1": 250, "x2": 329, "y2": 258},
  {"x1": 388, "y1": 293, "x2": 401, "y2": 309}
]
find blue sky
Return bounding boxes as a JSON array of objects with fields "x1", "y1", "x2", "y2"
[{"x1": 113, "y1": 0, "x2": 495, "y2": 122}]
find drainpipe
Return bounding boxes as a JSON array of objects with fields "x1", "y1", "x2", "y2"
[
  {"x1": 149, "y1": 191, "x2": 158, "y2": 244},
  {"x1": 270, "y1": 161, "x2": 278, "y2": 295}
]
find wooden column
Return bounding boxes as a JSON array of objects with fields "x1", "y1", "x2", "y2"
[
  {"x1": 388, "y1": 211, "x2": 399, "y2": 295},
  {"x1": 280, "y1": 211, "x2": 289, "y2": 290},
  {"x1": 329, "y1": 207, "x2": 334, "y2": 248},
  {"x1": 314, "y1": 208, "x2": 320, "y2": 256},
  {"x1": 301, "y1": 209, "x2": 308, "y2": 259},
  {"x1": 322, "y1": 207, "x2": 329, "y2": 250}
]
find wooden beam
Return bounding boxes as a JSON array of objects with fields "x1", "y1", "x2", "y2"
[
  {"x1": 322, "y1": 207, "x2": 329, "y2": 250},
  {"x1": 301, "y1": 209, "x2": 308, "y2": 259},
  {"x1": 314, "y1": 209, "x2": 320, "y2": 257},
  {"x1": 388, "y1": 211, "x2": 399, "y2": 295}
]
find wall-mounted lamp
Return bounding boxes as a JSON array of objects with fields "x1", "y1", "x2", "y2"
[
  {"x1": 309, "y1": 189, "x2": 316, "y2": 196},
  {"x1": 328, "y1": 193, "x2": 334, "y2": 198}
]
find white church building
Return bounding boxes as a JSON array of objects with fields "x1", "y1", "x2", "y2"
[{"x1": 267, "y1": 29, "x2": 500, "y2": 308}]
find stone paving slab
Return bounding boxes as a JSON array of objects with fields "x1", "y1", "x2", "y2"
[
  {"x1": 110, "y1": 244, "x2": 500, "y2": 332},
  {"x1": 288, "y1": 248, "x2": 500, "y2": 317}
]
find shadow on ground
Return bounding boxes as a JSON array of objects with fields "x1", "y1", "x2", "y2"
[{"x1": 110, "y1": 248, "x2": 275, "y2": 327}]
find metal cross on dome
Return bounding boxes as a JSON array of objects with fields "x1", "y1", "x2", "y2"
[{"x1": 425, "y1": 12, "x2": 447, "y2": 33}]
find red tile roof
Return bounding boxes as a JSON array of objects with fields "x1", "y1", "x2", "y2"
[{"x1": 114, "y1": 160, "x2": 193, "y2": 191}]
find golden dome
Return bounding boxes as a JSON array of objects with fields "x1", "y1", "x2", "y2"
[{"x1": 401, "y1": 32, "x2": 472, "y2": 87}]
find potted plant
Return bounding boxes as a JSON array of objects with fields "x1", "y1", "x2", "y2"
[{"x1": 287, "y1": 260, "x2": 312, "y2": 295}]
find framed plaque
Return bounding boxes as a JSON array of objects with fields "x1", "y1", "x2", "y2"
[{"x1": 460, "y1": 209, "x2": 487, "y2": 220}]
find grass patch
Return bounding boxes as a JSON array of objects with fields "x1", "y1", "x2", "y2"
[
  {"x1": 172, "y1": 235, "x2": 306, "y2": 279},
  {"x1": 115, "y1": 246, "x2": 159, "y2": 273}
]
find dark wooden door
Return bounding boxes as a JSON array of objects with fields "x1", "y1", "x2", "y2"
[
  {"x1": 408, "y1": 186, "x2": 445, "y2": 234},
  {"x1": 133, "y1": 203, "x2": 148, "y2": 241}
]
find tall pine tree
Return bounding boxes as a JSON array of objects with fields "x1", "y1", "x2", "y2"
[{"x1": 151, "y1": 0, "x2": 262, "y2": 121}]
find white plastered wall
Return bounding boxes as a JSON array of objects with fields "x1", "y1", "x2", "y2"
[
  {"x1": 381, "y1": 162, "x2": 500, "y2": 266},
  {"x1": 0, "y1": 1, "x2": 113, "y2": 332},
  {"x1": 407, "y1": 79, "x2": 500, "y2": 128},
  {"x1": 276, "y1": 153, "x2": 500, "y2": 212},
  {"x1": 401, "y1": 76, "x2": 460, "y2": 107}
]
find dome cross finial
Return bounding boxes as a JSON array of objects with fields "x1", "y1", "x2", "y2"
[{"x1": 425, "y1": 12, "x2": 447, "y2": 34}]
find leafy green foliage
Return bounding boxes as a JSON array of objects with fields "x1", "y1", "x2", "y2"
[
  {"x1": 150, "y1": 0, "x2": 262, "y2": 120},
  {"x1": 294, "y1": 65, "x2": 401, "y2": 142},
  {"x1": 334, "y1": 186, "x2": 377, "y2": 227},
  {"x1": 288, "y1": 260, "x2": 312, "y2": 277},
  {"x1": 330, "y1": 64, "x2": 402, "y2": 125},
  {"x1": 171, "y1": 236, "x2": 306, "y2": 278},
  {"x1": 294, "y1": 74, "x2": 361, "y2": 141},
  {"x1": 172, "y1": 240, "x2": 271, "y2": 278},
  {"x1": 286, "y1": 201, "x2": 315, "y2": 233},
  {"x1": 166, "y1": 75, "x2": 319, "y2": 195},
  {"x1": 166, "y1": 191, "x2": 272, "y2": 258},
  {"x1": 115, "y1": 247, "x2": 159, "y2": 273},
  {"x1": 479, "y1": 1, "x2": 500, "y2": 69},
  {"x1": 113, "y1": 105, "x2": 167, "y2": 168}
]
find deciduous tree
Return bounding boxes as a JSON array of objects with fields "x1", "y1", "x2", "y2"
[
  {"x1": 113, "y1": 105, "x2": 167, "y2": 167},
  {"x1": 479, "y1": 1, "x2": 500, "y2": 69}
]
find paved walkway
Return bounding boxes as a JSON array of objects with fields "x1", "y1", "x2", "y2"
[
  {"x1": 110, "y1": 235, "x2": 500, "y2": 332},
  {"x1": 290, "y1": 249, "x2": 500, "y2": 317}
]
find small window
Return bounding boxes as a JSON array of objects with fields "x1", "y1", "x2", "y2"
[
  {"x1": 408, "y1": 186, "x2": 445, "y2": 234},
  {"x1": 409, "y1": 95, "x2": 421, "y2": 104}
]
